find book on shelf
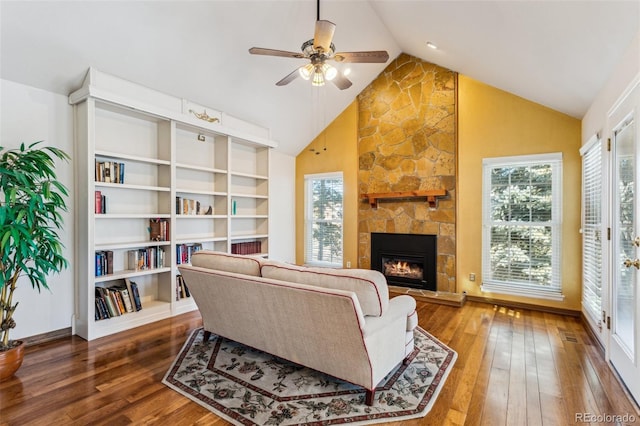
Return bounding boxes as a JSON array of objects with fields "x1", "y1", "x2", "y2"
[
  {"x1": 149, "y1": 218, "x2": 170, "y2": 241},
  {"x1": 175, "y1": 196, "x2": 212, "y2": 215},
  {"x1": 176, "y1": 243, "x2": 203, "y2": 265},
  {"x1": 110, "y1": 284, "x2": 134, "y2": 313},
  {"x1": 127, "y1": 246, "x2": 165, "y2": 270},
  {"x1": 94, "y1": 250, "x2": 114, "y2": 277},
  {"x1": 95, "y1": 287, "x2": 119, "y2": 318},
  {"x1": 231, "y1": 241, "x2": 262, "y2": 255},
  {"x1": 94, "y1": 191, "x2": 106, "y2": 214},
  {"x1": 175, "y1": 274, "x2": 191, "y2": 301},
  {"x1": 95, "y1": 160, "x2": 125, "y2": 184},
  {"x1": 95, "y1": 279, "x2": 143, "y2": 321},
  {"x1": 95, "y1": 191, "x2": 101, "y2": 214},
  {"x1": 125, "y1": 278, "x2": 143, "y2": 311}
]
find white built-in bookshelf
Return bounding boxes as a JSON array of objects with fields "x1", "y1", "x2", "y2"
[{"x1": 71, "y1": 68, "x2": 274, "y2": 340}]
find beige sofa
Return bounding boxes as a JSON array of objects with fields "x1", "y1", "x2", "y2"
[{"x1": 178, "y1": 251, "x2": 418, "y2": 405}]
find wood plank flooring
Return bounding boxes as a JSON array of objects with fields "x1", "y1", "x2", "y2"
[{"x1": 0, "y1": 300, "x2": 638, "y2": 425}]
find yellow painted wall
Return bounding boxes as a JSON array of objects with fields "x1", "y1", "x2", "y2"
[
  {"x1": 295, "y1": 101, "x2": 359, "y2": 267},
  {"x1": 457, "y1": 75, "x2": 582, "y2": 310}
]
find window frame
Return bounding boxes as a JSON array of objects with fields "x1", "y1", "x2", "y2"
[
  {"x1": 481, "y1": 152, "x2": 564, "y2": 301},
  {"x1": 304, "y1": 172, "x2": 344, "y2": 267},
  {"x1": 580, "y1": 136, "x2": 603, "y2": 326}
]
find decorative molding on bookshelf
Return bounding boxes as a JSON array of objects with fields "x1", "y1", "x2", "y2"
[{"x1": 362, "y1": 189, "x2": 447, "y2": 209}]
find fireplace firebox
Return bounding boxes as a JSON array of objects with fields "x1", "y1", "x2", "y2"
[{"x1": 371, "y1": 233, "x2": 437, "y2": 290}]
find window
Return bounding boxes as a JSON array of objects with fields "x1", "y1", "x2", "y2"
[
  {"x1": 482, "y1": 153, "x2": 563, "y2": 300},
  {"x1": 304, "y1": 172, "x2": 343, "y2": 267},
  {"x1": 580, "y1": 137, "x2": 603, "y2": 325}
]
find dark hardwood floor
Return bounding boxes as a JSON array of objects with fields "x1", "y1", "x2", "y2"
[{"x1": 1, "y1": 300, "x2": 638, "y2": 425}]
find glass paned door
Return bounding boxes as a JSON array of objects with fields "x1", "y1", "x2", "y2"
[{"x1": 610, "y1": 82, "x2": 640, "y2": 404}]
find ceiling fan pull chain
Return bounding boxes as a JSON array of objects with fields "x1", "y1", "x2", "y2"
[{"x1": 317, "y1": 0, "x2": 320, "y2": 21}]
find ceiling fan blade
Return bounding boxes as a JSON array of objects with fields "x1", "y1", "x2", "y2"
[
  {"x1": 333, "y1": 51, "x2": 390, "y2": 63},
  {"x1": 331, "y1": 73, "x2": 352, "y2": 90},
  {"x1": 276, "y1": 67, "x2": 302, "y2": 86},
  {"x1": 249, "y1": 47, "x2": 305, "y2": 59},
  {"x1": 313, "y1": 20, "x2": 336, "y2": 53}
]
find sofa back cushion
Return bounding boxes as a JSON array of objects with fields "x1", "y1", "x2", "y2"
[
  {"x1": 191, "y1": 251, "x2": 263, "y2": 277},
  {"x1": 260, "y1": 261, "x2": 389, "y2": 316}
]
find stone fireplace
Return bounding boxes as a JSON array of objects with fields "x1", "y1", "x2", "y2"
[
  {"x1": 357, "y1": 53, "x2": 457, "y2": 293},
  {"x1": 371, "y1": 233, "x2": 437, "y2": 290}
]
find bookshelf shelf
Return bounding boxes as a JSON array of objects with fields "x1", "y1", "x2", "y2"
[
  {"x1": 230, "y1": 171, "x2": 268, "y2": 180},
  {"x1": 95, "y1": 182, "x2": 171, "y2": 192},
  {"x1": 72, "y1": 70, "x2": 271, "y2": 341},
  {"x1": 95, "y1": 213, "x2": 172, "y2": 219},
  {"x1": 175, "y1": 163, "x2": 227, "y2": 174},
  {"x1": 95, "y1": 241, "x2": 171, "y2": 250},
  {"x1": 95, "y1": 150, "x2": 171, "y2": 166},
  {"x1": 94, "y1": 267, "x2": 172, "y2": 283}
]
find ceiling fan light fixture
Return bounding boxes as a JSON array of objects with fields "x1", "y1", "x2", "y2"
[
  {"x1": 299, "y1": 63, "x2": 314, "y2": 80},
  {"x1": 323, "y1": 63, "x2": 338, "y2": 81},
  {"x1": 312, "y1": 69, "x2": 325, "y2": 86}
]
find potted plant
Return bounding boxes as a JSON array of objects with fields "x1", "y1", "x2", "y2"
[{"x1": 0, "y1": 141, "x2": 69, "y2": 381}]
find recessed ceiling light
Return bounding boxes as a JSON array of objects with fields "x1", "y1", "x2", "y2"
[
  {"x1": 426, "y1": 42, "x2": 438, "y2": 50},
  {"x1": 343, "y1": 68, "x2": 352, "y2": 76}
]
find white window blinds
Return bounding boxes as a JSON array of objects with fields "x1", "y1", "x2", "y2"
[
  {"x1": 482, "y1": 153, "x2": 563, "y2": 300},
  {"x1": 304, "y1": 172, "x2": 343, "y2": 267},
  {"x1": 580, "y1": 137, "x2": 603, "y2": 324}
]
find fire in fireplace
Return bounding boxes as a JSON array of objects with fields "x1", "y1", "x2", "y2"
[
  {"x1": 382, "y1": 256, "x2": 424, "y2": 280},
  {"x1": 371, "y1": 233, "x2": 437, "y2": 291}
]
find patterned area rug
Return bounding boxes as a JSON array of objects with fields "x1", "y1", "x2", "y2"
[{"x1": 163, "y1": 326, "x2": 456, "y2": 425}]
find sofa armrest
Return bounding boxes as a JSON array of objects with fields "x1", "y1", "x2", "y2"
[{"x1": 361, "y1": 295, "x2": 417, "y2": 337}]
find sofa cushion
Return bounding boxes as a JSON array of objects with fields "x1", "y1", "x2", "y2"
[
  {"x1": 191, "y1": 251, "x2": 263, "y2": 277},
  {"x1": 260, "y1": 260, "x2": 389, "y2": 316}
]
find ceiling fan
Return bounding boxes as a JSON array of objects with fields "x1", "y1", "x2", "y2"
[{"x1": 248, "y1": 0, "x2": 389, "y2": 90}]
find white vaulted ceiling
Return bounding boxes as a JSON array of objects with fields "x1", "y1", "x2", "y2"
[{"x1": 1, "y1": 1, "x2": 638, "y2": 155}]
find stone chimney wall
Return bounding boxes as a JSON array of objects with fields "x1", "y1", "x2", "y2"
[{"x1": 357, "y1": 53, "x2": 457, "y2": 292}]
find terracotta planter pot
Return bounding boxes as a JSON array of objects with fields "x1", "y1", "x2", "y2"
[{"x1": 0, "y1": 341, "x2": 25, "y2": 381}]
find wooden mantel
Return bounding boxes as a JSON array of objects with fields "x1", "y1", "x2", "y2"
[{"x1": 362, "y1": 189, "x2": 447, "y2": 209}]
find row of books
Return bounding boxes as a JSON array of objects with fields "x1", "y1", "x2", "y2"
[
  {"x1": 95, "y1": 250, "x2": 114, "y2": 277},
  {"x1": 95, "y1": 279, "x2": 142, "y2": 321},
  {"x1": 149, "y1": 218, "x2": 170, "y2": 241},
  {"x1": 96, "y1": 160, "x2": 125, "y2": 184},
  {"x1": 95, "y1": 190, "x2": 107, "y2": 214},
  {"x1": 176, "y1": 196, "x2": 213, "y2": 215},
  {"x1": 128, "y1": 247, "x2": 166, "y2": 270},
  {"x1": 176, "y1": 274, "x2": 191, "y2": 301},
  {"x1": 231, "y1": 241, "x2": 262, "y2": 255},
  {"x1": 176, "y1": 243, "x2": 203, "y2": 264}
]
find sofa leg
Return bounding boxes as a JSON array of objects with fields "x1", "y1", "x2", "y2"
[
  {"x1": 403, "y1": 355, "x2": 412, "y2": 365},
  {"x1": 203, "y1": 330, "x2": 212, "y2": 341},
  {"x1": 365, "y1": 389, "x2": 375, "y2": 406}
]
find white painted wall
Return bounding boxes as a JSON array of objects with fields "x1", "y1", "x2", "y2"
[
  {"x1": 0, "y1": 79, "x2": 75, "y2": 339},
  {"x1": 582, "y1": 31, "x2": 640, "y2": 143},
  {"x1": 269, "y1": 150, "x2": 296, "y2": 263}
]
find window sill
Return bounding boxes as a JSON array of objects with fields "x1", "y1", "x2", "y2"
[{"x1": 481, "y1": 283, "x2": 565, "y2": 302}]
